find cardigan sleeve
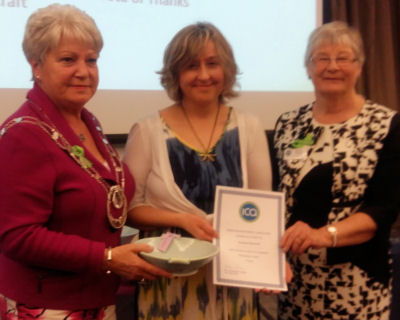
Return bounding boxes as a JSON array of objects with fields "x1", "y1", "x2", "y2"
[
  {"x1": 244, "y1": 114, "x2": 272, "y2": 191},
  {"x1": 0, "y1": 124, "x2": 105, "y2": 274},
  {"x1": 359, "y1": 113, "x2": 400, "y2": 231},
  {"x1": 123, "y1": 120, "x2": 153, "y2": 210}
]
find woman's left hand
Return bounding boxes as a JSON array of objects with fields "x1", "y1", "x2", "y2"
[
  {"x1": 179, "y1": 213, "x2": 219, "y2": 242},
  {"x1": 280, "y1": 221, "x2": 329, "y2": 255}
]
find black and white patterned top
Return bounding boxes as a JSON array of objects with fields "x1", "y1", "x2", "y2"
[{"x1": 274, "y1": 101, "x2": 400, "y2": 319}]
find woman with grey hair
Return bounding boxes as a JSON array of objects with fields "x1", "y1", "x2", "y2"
[
  {"x1": 123, "y1": 22, "x2": 272, "y2": 319},
  {"x1": 0, "y1": 4, "x2": 170, "y2": 319},
  {"x1": 274, "y1": 21, "x2": 400, "y2": 319}
]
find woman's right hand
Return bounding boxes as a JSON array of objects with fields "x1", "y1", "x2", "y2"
[
  {"x1": 179, "y1": 213, "x2": 219, "y2": 242},
  {"x1": 104, "y1": 243, "x2": 172, "y2": 280}
]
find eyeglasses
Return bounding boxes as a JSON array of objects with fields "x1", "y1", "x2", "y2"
[{"x1": 310, "y1": 56, "x2": 358, "y2": 68}]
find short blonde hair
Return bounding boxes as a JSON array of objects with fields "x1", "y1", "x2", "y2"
[
  {"x1": 23, "y1": 4, "x2": 103, "y2": 64},
  {"x1": 304, "y1": 21, "x2": 365, "y2": 67},
  {"x1": 159, "y1": 22, "x2": 239, "y2": 103}
]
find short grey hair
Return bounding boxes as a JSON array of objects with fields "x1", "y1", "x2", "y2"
[
  {"x1": 158, "y1": 22, "x2": 239, "y2": 103},
  {"x1": 304, "y1": 21, "x2": 365, "y2": 67},
  {"x1": 23, "y1": 4, "x2": 103, "y2": 64}
]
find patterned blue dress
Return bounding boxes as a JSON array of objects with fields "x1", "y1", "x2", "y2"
[{"x1": 137, "y1": 108, "x2": 258, "y2": 320}]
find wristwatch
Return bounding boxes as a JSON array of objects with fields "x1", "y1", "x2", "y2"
[{"x1": 327, "y1": 225, "x2": 337, "y2": 247}]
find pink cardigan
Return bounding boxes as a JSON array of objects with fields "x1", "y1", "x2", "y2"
[{"x1": 0, "y1": 85, "x2": 135, "y2": 309}]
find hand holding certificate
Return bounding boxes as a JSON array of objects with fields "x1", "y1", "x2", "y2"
[{"x1": 213, "y1": 185, "x2": 287, "y2": 291}]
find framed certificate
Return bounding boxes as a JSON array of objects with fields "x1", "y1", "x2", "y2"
[{"x1": 213, "y1": 185, "x2": 287, "y2": 291}]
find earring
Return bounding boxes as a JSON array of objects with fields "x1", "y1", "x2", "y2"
[{"x1": 35, "y1": 74, "x2": 40, "y2": 80}]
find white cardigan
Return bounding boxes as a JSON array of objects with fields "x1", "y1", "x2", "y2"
[
  {"x1": 123, "y1": 108, "x2": 272, "y2": 320},
  {"x1": 123, "y1": 108, "x2": 272, "y2": 215}
]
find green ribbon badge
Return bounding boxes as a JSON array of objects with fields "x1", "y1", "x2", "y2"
[
  {"x1": 291, "y1": 133, "x2": 315, "y2": 148},
  {"x1": 71, "y1": 145, "x2": 93, "y2": 169}
]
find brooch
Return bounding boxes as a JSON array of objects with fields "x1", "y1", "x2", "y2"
[
  {"x1": 71, "y1": 145, "x2": 93, "y2": 169},
  {"x1": 291, "y1": 133, "x2": 315, "y2": 148}
]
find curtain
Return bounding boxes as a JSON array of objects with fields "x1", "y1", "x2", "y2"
[{"x1": 323, "y1": 0, "x2": 400, "y2": 112}]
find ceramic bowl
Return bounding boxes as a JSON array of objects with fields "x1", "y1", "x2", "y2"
[
  {"x1": 136, "y1": 237, "x2": 218, "y2": 276},
  {"x1": 120, "y1": 226, "x2": 139, "y2": 245}
]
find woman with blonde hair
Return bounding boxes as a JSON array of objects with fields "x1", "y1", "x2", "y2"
[
  {"x1": 0, "y1": 4, "x2": 170, "y2": 319},
  {"x1": 124, "y1": 22, "x2": 272, "y2": 319}
]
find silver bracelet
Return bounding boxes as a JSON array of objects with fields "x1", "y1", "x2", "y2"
[{"x1": 327, "y1": 225, "x2": 338, "y2": 247}]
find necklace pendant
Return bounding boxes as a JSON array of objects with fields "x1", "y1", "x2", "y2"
[
  {"x1": 107, "y1": 185, "x2": 128, "y2": 229},
  {"x1": 110, "y1": 185, "x2": 125, "y2": 209},
  {"x1": 181, "y1": 103, "x2": 220, "y2": 164},
  {"x1": 199, "y1": 152, "x2": 216, "y2": 162}
]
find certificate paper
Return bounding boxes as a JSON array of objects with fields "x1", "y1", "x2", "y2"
[{"x1": 213, "y1": 185, "x2": 287, "y2": 291}]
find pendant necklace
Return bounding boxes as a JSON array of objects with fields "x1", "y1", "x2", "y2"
[
  {"x1": 181, "y1": 104, "x2": 220, "y2": 162},
  {"x1": 1, "y1": 100, "x2": 128, "y2": 229}
]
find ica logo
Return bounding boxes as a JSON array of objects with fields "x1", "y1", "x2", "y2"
[{"x1": 239, "y1": 202, "x2": 259, "y2": 222}]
